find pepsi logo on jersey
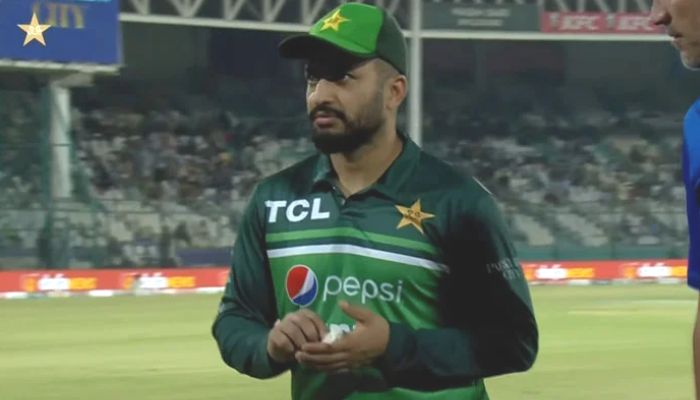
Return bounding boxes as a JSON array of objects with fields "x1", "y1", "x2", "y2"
[
  {"x1": 285, "y1": 265, "x2": 319, "y2": 307},
  {"x1": 284, "y1": 264, "x2": 404, "y2": 308}
]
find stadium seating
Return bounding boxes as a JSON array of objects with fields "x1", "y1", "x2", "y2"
[{"x1": 0, "y1": 77, "x2": 690, "y2": 268}]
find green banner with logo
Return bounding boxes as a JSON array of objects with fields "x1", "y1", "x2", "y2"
[{"x1": 422, "y1": 2, "x2": 540, "y2": 31}]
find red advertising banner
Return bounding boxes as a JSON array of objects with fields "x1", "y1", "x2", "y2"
[
  {"x1": 0, "y1": 260, "x2": 688, "y2": 297},
  {"x1": 542, "y1": 12, "x2": 607, "y2": 33},
  {"x1": 522, "y1": 259, "x2": 687, "y2": 283},
  {"x1": 613, "y1": 13, "x2": 664, "y2": 33},
  {"x1": 541, "y1": 12, "x2": 663, "y2": 34},
  {"x1": 0, "y1": 268, "x2": 230, "y2": 294}
]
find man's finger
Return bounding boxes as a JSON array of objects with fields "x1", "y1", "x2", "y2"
[
  {"x1": 301, "y1": 341, "x2": 334, "y2": 354},
  {"x1": 339, "y1": 301, "x2": 373, "y2": 323},
  {"x1": 299, "y1": 309, "x2": 328, "y2": 338},
  {"x1": 289, "y1": 314, "x2": 322, "y2": 342},
  {"x1": 320, "y1": 328, "x2": 359, "y2": 352},
  {"x1": 269, "y1": 331, "x2": 295, "y2": 358},
  {"x1": 278, "y1": 321, "x2": 308, "y2": 349},
  {"x1": 296, "y1": 350, "x2": 350, "y2": 367}
]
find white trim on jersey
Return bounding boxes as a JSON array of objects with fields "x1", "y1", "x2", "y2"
[{"x1": 267, "y1": 244, "x2": 449, "y2": 273}]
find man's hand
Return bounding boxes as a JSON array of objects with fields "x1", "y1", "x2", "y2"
[
  {"x1": 267, "y1": 308, "x2": 327, "y2": 363},
  {"x1": 296, "y1": 301, "x2": 390, "y2": 371}
]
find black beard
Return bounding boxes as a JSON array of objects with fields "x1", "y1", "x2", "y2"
[
  {"x1": 309, "y1": 96, "x2": 384, "y2": 155},
  {"x1": 311, "y1": 124, "x2": 378, "y2": 154}
]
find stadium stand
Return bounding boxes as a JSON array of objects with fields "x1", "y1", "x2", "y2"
[{"x1": 0, "y1": 68, "x2": 690, "y2": 268}]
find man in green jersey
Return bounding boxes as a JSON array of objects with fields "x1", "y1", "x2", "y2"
[{"x1": 212, "y1": 3, "x2": 538, "y2": 399}]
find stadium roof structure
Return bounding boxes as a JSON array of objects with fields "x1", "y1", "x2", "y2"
[
  {"x1": 120, "y1": 0, "x2": 658, "y2": 22},
  {"x1": 119, "y1": 0, "x2": 667, "y2": 42},
  {"x1": 120, "y1": 0, "x2": 403, "y2": 30},
  {"x1": 118, "y1": 0, "x2": 668, "y2": 146}
]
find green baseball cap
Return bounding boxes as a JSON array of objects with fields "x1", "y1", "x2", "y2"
[{"x1": 278, "y1": 3, "x2": 407, "y2": 75}]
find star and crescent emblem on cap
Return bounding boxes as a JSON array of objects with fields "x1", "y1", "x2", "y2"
[
  {"x1": 396, "y1": 200, "x2": 434, "y2": 235},
  {"x1": 321, "y1": 9, "x2": 350, "y2": 32},
  {"x1": 18, "y1": 13, "x2": 51, "y2": 46}
]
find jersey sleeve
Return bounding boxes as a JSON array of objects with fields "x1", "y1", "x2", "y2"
[
  {"x1": 211, "y1": 187, "x2": 290, "y2": 378},
  {"x1": 685, "y1": 104, "x2": 700, "y2": 194},
  {"x1": 376, "y1": 192, "x2": 538, "y2": 389},
  {"x1": 684, "y1": 104, "x2": 700, "y2": 290}
]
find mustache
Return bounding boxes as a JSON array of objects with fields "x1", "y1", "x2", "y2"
[{"x1": 309, "y1": 105, "x2": 346, "y2": 122}]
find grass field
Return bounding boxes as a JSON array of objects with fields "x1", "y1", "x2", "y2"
[{"x1": 0, "y1": 285, "x2": 696, "y2": 400}]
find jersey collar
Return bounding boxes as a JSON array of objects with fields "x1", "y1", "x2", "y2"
[{"x1": 310, "y1": 131, "x2": 420, "y2": 202}]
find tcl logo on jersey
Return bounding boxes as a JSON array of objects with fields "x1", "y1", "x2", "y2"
[
  {"x1": 285, "y1": 265, "x2": 404, "y2": 307},
  {"x1": 265, "y1": 198, "x2": 330, "y2": 223},
  {"x1": 286, "y1": 265, "x2": 319, "y2": 307}
]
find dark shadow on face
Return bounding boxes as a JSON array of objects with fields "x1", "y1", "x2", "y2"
[
  {"x1": 309, "y1": 88, "x2": 384, "y2": 154},
  {"x1": 303, "y1": 52, "x2": 386, "y2": 154}
]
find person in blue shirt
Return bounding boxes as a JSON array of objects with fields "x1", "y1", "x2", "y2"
[{"x1": 651, "y1": 3, "x2": 700, "y2": 398}]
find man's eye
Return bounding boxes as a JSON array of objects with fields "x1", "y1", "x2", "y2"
[
  {"x1": 304, "y1": 67, "x2": 353, "y2": 83},
  {"x1": 329, "y1": 73, "x2": 352, "y2": 82}
]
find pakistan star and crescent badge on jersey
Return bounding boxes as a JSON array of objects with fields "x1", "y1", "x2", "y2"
[
  {"x1": 320, "y1": 9, "x2": 350, "y2": 31},
  {"x1": 395, "y1": 199, "x2": 434, "y2": 235}
]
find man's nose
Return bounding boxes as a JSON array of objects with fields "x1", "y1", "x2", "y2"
[{"x1": 308, "y1": 79, "x2": 337, "y2": 106}]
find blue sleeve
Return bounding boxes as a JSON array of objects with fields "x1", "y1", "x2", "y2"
[
  {"x1": 684, "y1": 101, "x2": 700, "y2": 290},
  {"x1": 685, "y1": 101, "x2": 700, "y2": 192}
]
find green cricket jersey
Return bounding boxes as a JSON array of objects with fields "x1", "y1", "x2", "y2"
[{"x1": 213, "y1": 134, "x2": 538, "y2": 399}]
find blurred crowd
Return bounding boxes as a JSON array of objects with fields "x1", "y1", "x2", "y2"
[{"x1": 0, "y1": 79, "x2": 689, "y2": 268}]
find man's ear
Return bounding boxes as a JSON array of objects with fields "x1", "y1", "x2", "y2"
[{"x1": 387, "y1": 74, "x2": 407, "y2": 110}]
